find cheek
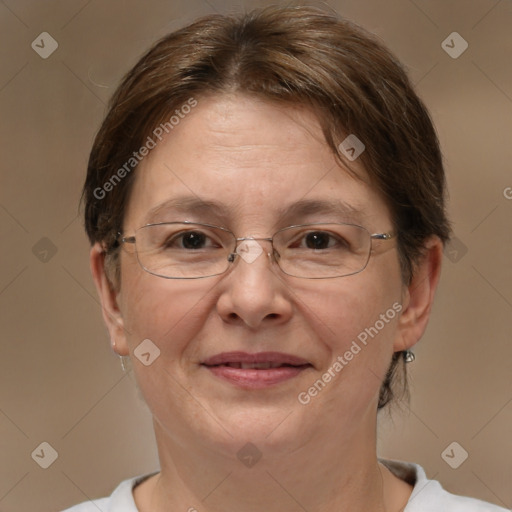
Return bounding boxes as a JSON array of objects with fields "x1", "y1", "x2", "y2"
[
  {"x1": 295, "y1": 274, "x2": 402, "y2": 398},
  {"x1": 119, "y1": 274, "x2": 221, "y2": 422},
  {"x1": 120, "y1": 269, "x2": 216, "y2": 359},
  {"x1": 298, "y1": 276, "x2": 399, "y2": 347}
]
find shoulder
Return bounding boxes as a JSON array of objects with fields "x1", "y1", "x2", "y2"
[
  {"x1": 60, "y1": 473, "x2": 156, "y2": 512},
  {"x1": 381, "y1": 459, "x2": 508, "y2": 512}
]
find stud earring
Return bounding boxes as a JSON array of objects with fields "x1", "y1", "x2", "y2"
[{"x1": 404, "y1": 350, "x2": 415, "y2": 363}]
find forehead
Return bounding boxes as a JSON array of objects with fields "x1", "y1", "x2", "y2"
[{"x1": 124, "y1": 94, "x2": 391, "y2": 230}]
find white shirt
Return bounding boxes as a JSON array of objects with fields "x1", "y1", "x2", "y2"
[{"x1": 62, "y1": 460, "x2": 508, "y2": 511}]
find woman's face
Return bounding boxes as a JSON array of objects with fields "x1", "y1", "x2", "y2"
[{"x1": 108, "y1": 94, "x2": 410, "y2": 457}]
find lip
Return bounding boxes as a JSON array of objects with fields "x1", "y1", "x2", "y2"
[
  {"x1": 202, "y1": 351, "x2": 310, "y2": 366},
  {"x1": 201, "y1": 351, "x2": 312, "y2": 389}
]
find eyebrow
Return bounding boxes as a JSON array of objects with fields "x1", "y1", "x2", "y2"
[
  {"x1": 144, "y1": 196, "x2": 228, "y2": 223},
  {"x1": 277, "y1": 199, "x2": 366, "y2": 224},
  {"x1": 144, "y1": 196, "x2": 365, "y2": 225}
]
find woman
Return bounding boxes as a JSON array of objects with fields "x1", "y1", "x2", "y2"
[{"x1": 65, "y1": 6, "x2": 506, "y2": 511}]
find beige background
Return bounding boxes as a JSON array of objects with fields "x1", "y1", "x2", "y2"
[{"x1": 0, "y1": 0, "x2": 511, "y2": 511}]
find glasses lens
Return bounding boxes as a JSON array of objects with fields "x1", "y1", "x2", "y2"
[
  {"x1": 135, "y1": 223, "x2": 235, "y2": 278},
  {"x1": 273, "y1": 223, "x2": 371, "y2": 278}
]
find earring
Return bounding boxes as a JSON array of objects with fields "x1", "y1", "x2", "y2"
[
  {"x1": 404, "y1": 350, "x2": 415, "y2": 363},
  {"x1": 120, "y1": 355, "x2": 130, "y2": 372},
  {"x1": 112, "y1": 340, "x2": 130, "y2": 372}
]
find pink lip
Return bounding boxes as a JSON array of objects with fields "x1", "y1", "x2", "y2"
[{"x1": 201, "y1": 351, "x2": 312, "y2": 389}]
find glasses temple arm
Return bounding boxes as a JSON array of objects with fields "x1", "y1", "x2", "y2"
[{"x1": 370, "y1": 232, "x2": 395, "y2": 240}]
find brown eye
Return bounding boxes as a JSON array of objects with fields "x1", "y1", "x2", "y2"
[
  {"x1": 180, "y1": 231, "x2": 207, "y2": 249},
  {"x1": 304, "y1": 232, "x2": 332, "y2": 250}
]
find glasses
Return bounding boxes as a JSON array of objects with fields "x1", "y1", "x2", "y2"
[{"x1": 119, "y1": 222, "x2": 395, "y2": 280}]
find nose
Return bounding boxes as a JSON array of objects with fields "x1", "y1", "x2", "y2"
[{"x1": 216, "y1": 239, "x2": 293, "y2": 330}]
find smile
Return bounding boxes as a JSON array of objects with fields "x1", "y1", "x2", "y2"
[{"x1": 201, "y1": 351, "x2": 312, "y2": 389}]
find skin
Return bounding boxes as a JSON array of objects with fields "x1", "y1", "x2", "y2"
[{"x1": 91, "y1": 93, "x2": 443, "y2": 512}]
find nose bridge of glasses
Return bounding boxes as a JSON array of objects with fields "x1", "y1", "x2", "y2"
[
  {"x1": 235, "y1": 236, "x2": 273, "y2": 243},
  {"x1": 232, "y1": 236, "x2": 276, "y2": 265}
]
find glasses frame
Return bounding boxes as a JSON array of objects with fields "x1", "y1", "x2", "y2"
[{"x1": 118, "y1": 221, "x2": 396, "y2": 280}]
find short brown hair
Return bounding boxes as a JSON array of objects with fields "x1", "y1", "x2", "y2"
[{"x1": 83, "y1": 5, "x2": 450, "y2": 409}]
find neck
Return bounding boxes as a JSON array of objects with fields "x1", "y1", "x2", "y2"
[{"x1": 135, "y1": 416, "x2": 410, "y2": 512}]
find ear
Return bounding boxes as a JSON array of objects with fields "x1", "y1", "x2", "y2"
[
  {"x1": 90, "y1": 243, "x2": 129, "y2": 356},
  {"x1": 394, "y1": 236, "x2": 443, "y2": 352}
]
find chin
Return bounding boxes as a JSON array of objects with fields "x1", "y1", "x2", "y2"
[{"x1": 204, "y1": 403, "x2": 307, "y2": 454}]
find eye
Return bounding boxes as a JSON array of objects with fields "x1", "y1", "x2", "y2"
[
  {"x1": 300, "y1": 231, "x2": 347, "y2": 250},
  {"x1": 182, "y1": 231, "x2": 208, "y2": 249},
  {"x1": 303, "y1": 231, "x2": 333, "y2": 250},
  {"x1": 165, "y1": 230, "x2": 219, "y2": 250}
]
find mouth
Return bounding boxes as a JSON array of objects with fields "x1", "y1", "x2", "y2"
[
  {"x1": 215, "y1": 361, "x2": 301, "y2": 369},
  {"x1": 201, "y1": 352, "x2": 313, "y2": 389}
]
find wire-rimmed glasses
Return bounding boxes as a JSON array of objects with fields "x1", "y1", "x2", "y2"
[{"x1": 119, "y1": 221, "x2": 395, "y2": 279}]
